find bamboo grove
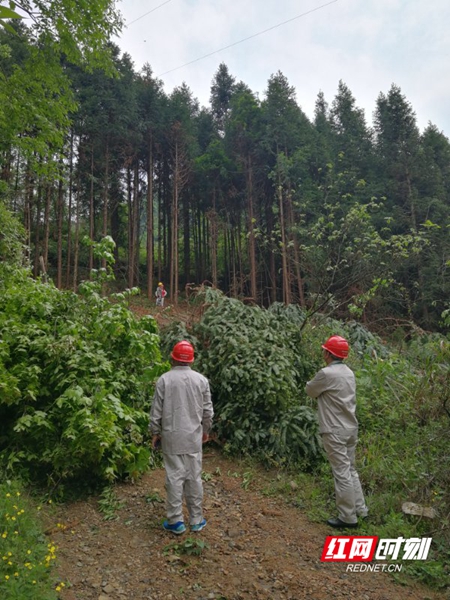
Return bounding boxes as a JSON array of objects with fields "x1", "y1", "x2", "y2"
[{"x1": 1, "y1": 23, "x2": 449, "y2": 330}]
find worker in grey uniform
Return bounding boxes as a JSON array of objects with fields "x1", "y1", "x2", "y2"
[
  {"x1": 150, "y1": 340, "x2": 213, "y2": 535},
  {"x1": 305, "y1": 335, "x2": 368, "y2": 528}
]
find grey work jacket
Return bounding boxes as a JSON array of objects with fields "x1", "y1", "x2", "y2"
[
  {"x1": 150, "y1": 366, "x2": 213, "y2": 455},
  {"x1": 305, "y1": 361, "x2": 358, "y2": 434}
]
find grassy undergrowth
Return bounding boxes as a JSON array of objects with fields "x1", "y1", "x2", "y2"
[
  {"x1": 260, "y1": 334, "x2": 450, "y2": 591},
  {"x1": 0, "y1": 481, "x2": 63, "y2": 600}
]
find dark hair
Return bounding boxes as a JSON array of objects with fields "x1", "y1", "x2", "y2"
[
  {"x1": 325, "y1": 349, "x2": 343, "y2": 361},
  {"x1": 172, "y1": 359, "x2": 192, "y2": 367}
]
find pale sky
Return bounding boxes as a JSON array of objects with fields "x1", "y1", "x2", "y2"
[{"x1": 114, "y1": 0, "x2": 450, "y2": 137}]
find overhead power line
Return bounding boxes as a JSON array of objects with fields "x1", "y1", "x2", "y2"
[
  {"x1": 158, "y1": 0, "x2": 338, "y2": 76},
  {"x1": 127, "y1": 0, "x2": 173, "y2": 26}
]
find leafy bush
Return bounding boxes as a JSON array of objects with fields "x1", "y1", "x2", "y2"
[
  {"x1": 161, "y1": 290, "x2": 321, "y2": 468},
  {"x1": 0, "y1": 234, "x2": 166, "y2": 490},
  {"x1": 0, "y1": 200, "x2": 27, "y2": 287}
]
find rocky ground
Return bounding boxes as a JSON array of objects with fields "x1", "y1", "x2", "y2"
[{"x1": 50, "y1": 449, "x2": 442, "y2": 600}]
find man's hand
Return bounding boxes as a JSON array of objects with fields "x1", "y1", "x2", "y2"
[
  {"x1": 202, "y1": 433, "x2": 209, "y2": 444},
  {"x1": 152, "y1": 435, "x2": 161, "y2": 450}
]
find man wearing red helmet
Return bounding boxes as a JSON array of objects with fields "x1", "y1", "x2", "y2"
[
  {"x1": 150, "y1": 340, "x2": 213, "y2": 535},
  {"x1": 306, "y1": 335, "x2": 368, "y2": 528}
]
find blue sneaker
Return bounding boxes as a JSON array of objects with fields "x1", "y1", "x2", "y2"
[
  {"x1": 163, "y1": 520, "x2": 186, "y2": 535},
  {"x1": 191, "y1": 519, "x2": 207, "y2": 532}
]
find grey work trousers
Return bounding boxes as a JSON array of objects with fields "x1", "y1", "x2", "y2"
[
  {"x1": 163, "y1": 452, "x2": 204, "y2": 525},
  {"x1": 321, "y1": 431, "x2": 368, "y2": 524}
]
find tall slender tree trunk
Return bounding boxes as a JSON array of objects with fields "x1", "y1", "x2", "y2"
[
  {"x1": 33, "y1": 180, "x2": 42, "y2": 277},
  {"x1": 89, "y1": 147, "x2": 95, "y2": 277},
  {"x1": 13, "y1": 149, "x2": 21, "y2": 213},
  {"x1": 183, "y1": 193, "x2": 190, "y2": 286},
  {"x1": 203, "y1": 213, "x2": 208, "y2": 282},
  {"x1": 286, "y1": 190, "x2": 305, "y2": 306},
  {"x1": 223, "y1": 220, "x2": 229, "y2": 291},
  {"x1": 277, "y1": 166, "x2": 291, "y2": 304},
  {"x1": 73, "y1": 175, "x2": 81, "y2": 291},
  {"x1": 265, "y1": 202, "x2": 277, "y2": 303},
  {"x1": 209, "y1": 187, "x2": 218, "y2": 287},
  {"x1": 134, "y1": 161, "x2": 140, "y2": 285},
  {"x1": 101, "y1": 139, "x2": 109, "y2": 271},
  {"x1": 230, "y1": 222, "x2": 238, "y2": 297},
  {"x1": 198, "y1": 211, "x2": 203, "y2": 281},
  {"x1": 246, "y1": 156, "x2": 257, "y2": 301},
  {"x1": 157, "y1": 169, "x2": 163, "y2": 283},
  {"x1": 24, "y1": 162, "x2": 33, "y2": 262},
  {"x1": 193, "y1": 205, "x2": 199, "y2": 281},
  {"x1": 0, "y1": 146, "x2": 12, "y2": 185},
  {"x1": 127, "y1": 167, "x2": 134, "y2": 288},
  {"x1": 43, "y1": 182, "x2": 52, "y2": 272},
  {"x1": 171, "y1": 141, "x2": 179, "y2": 304},
  {"x1": 56, "y1": 168, "x2": 64, "y2": 289},
  {"x1": 237, "y1": 217, "x2": 244, "y2": 295},
  {"x1": 66, "y1": 130, "x2": 75, "y2": 287},
  {"x1": 146, "y1": 136, "x2": 154, "y2": 299}
]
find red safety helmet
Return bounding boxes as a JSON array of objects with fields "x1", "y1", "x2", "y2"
[
  {"x1": 171, "y1": 340, "x2": 195, "y2": 363},
  {"x1": 322, "y1": 335, "x2": 349, "y2": 359}
]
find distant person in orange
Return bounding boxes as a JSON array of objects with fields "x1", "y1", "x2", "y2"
[{"x1": 155, "y1": 282, "x2": 167, "y2": 307}]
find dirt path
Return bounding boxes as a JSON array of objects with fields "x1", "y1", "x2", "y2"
[{"x1": 53, "y1": 450, "x2": 440, "y2": 600}]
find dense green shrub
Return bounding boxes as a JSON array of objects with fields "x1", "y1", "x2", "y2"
[
  {"x1": 0, "y1": 200, "x2": 27, "y2": 287},
  {"x1": 161, "y1": 290, "x2": 322, "y2": 467},
  {"x1": 0, "y1": 234, "x2": 166, "y2": 490}
]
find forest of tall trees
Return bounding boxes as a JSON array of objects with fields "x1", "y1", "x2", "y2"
[{"x1": 1, "y1": 20, "x2": 449, "y2": 330}]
